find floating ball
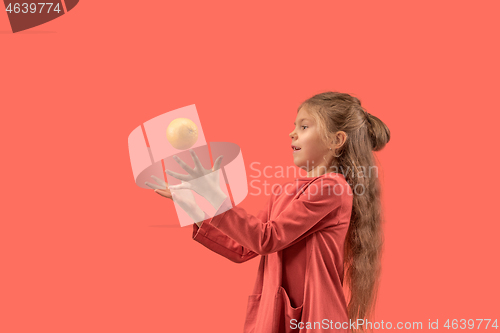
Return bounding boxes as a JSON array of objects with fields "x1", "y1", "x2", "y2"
[{"x1": 166, "y1": 118, "x2": 198, "y2": 150}]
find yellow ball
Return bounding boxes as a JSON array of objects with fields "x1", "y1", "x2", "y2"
[{"x1": 166, "y1": 118, "x2": 199, "y2": 150}]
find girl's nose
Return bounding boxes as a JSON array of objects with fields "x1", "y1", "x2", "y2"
[{"x1": 289, "y1": 131, "x2": 296, "y2": 139}]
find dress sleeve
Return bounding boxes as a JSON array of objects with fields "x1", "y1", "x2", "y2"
[
  {"x1": 192, "y1": 192, "x2": 274, "y2": 263},
  {"x1": 210, "y1": 177, "x2": 345, "y2": 255}
]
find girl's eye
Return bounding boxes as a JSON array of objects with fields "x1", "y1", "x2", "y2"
[{"x1": 301, "y1": 125, "x2": 308, "y2": 130}]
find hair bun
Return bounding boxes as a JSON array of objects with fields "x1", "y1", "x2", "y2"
[{"x1": 366, "y1": 113, "x2": 390, "y2": 151}]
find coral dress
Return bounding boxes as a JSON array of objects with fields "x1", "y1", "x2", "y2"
[{"x1": 192, "y1": 172, "x2": 353, "y2": 333}]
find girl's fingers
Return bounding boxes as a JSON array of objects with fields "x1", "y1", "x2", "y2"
[
  {"x1": 213, "y1": 155, "x2": 223, "y2": 171},
  {"x1": 165, "y1": 169, "x2": 191, "y2": 181},
  {"x1": 151, "y1": 175, "x2": 167, "y2": 187},
  {"x1": 172, "y1": 155, "x2": 196, "y2": 176},
  {"x1": 189, "y1": 149, "x2": 204, "y2": 171},
  {"x1": 155, "y1": 189, "x2": 172, "y2": 199},
  {"x1": 145, "y1": 181, "x2": 165, "y2": 190},
  {"x1": 168, "y1": 182, "x2": 190, "y2": 190}
]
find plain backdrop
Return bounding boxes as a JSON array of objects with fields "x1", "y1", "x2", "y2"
[{"x1": 1, "y1": 1, "x2": 499, "y2": 332}]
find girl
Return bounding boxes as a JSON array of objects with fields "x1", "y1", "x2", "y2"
[{"x1": 150, "y1": 92, "x2": 390, "y2": 333}]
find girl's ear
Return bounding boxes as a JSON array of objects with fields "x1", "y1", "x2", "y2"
[
  {"x1": 327, "y1": 132, "x2": 337, "y2": 148},
  {"x1": 335, "y1": 131, "x2": 348, "y2": 149},
  {"x1": 328, "y1": 131, "x2": 347, "y2": 150}
]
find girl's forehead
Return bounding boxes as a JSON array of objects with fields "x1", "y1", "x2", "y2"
[
  {"x1": 295, "y1": 108, "x2": 315, "y2": 123},
  {"x1": 298, "y1": 106, "x2": 309, "y2": 115}
]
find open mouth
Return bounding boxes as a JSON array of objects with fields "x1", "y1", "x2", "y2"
[{"x1": 292, "y1": 145, "x2": 301, "y2": 152}]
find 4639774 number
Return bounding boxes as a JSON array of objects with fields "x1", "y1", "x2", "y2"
[
  {"x1": 5, "y1": 3, "x2": 61, "y2": 14},
  {"x1": 443, "y1": 319, "x2": 498, "y2": 329}
]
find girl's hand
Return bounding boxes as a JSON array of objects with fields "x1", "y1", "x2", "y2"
[
  {"x1": 146, "y1": 175, "x2": 205, "y2": 224},
  {"x1": 171, "y1": 186, "x2": 206, "y2": 223},
  {"x1": 145, "y1": 175, "x2": 173, "y2": 199},
  {"x1": 166, "y1": 149, "x2": 225, "y2": 204}
]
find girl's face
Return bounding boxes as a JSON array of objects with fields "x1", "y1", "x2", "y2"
[{"x1": 289, "y1": 107, "x2": 333, "y2": 177}]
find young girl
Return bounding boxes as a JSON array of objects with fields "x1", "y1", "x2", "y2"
[{"x1": 152, "y1": 91, "x2": 390, "y2": 333}]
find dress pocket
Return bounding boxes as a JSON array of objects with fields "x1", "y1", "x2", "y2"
[
  {"x1": 278, "y1": 286, "x2": 304, "y2": 332},
  {"x1": 243, "y1": 294, "x2": 262, "y2": 333}
]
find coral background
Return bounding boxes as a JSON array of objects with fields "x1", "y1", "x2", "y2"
[{"x1": 1, "y1": 1, "x2": 499, "y2": 332}]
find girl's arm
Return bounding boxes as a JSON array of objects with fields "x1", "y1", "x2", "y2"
[
  {"x1": 208, "y1": 176, "x2": 348, "y2": 255},
  {"x1": 146, "y1": 171, "x2": 261, "y2": 262},
  {"x1": 192, "y1": 214, "x2": 259, "y2": 263},
  {"x1": 192, "y1": 193, "x2": 275, "y2": 264}
]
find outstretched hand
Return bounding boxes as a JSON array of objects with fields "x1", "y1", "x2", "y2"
[
  {"x1": 145, "y1": 175, "x2": 172, "y2": 199},
  {"x1": 166, "y1": 149, "x2": 225, "y2": 204},
  {"x1": 145, "y1": 175, "x2": 205, "y2": 224}
]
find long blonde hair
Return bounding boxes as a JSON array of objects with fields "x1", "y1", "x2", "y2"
[{"x1": 298, "y1": 91, "x2": 390, "y2": 333}]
